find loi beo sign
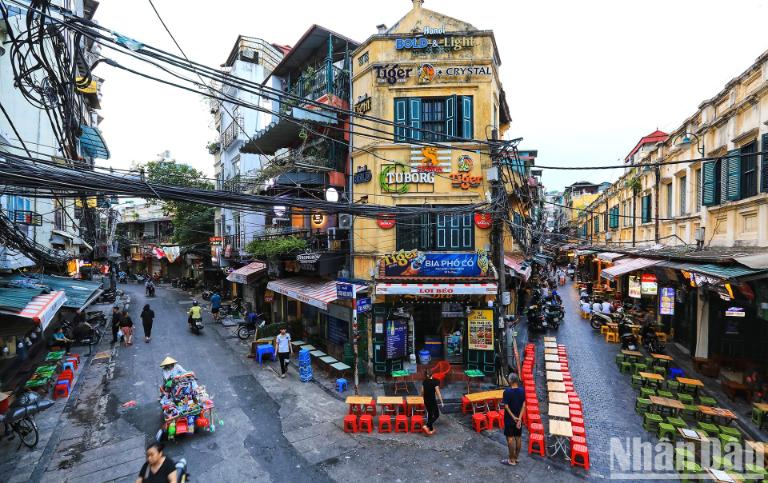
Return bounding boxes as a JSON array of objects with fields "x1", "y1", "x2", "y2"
[{"x1": 296, "y1": 251, "x2": 322, "y2": 271}]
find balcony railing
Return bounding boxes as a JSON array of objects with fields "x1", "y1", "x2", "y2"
[
  {"x1": 219, "y1": 174, "x2": 261, "y2": 193},
  {"x1": 288, "y1": 64, "x2": 350, "y2": 103},
  {"x1": 251, "y1": 228, "x2": 349, "y2": 252},
  {"x1": 221, "y1": 118, "x2": 244, "y2": 149}
]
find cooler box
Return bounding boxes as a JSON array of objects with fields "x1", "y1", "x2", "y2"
[{"x1": 424, "y1": 336, "x2": 443, "y2": 358}]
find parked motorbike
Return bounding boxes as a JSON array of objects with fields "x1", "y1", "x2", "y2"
[
  {"x1": 642, "y1": 326, "x2": 665, "y2": 353},
  {"x1": 221, "y1": 298, "x2": 244, "y2": 318},
  {"x1": 590, "y1": 311, "x2": 613, "y2": 330},
  {"x1": 237, "y1": 314, "x2": 266, "y2": 340},
  {"x1": 118, "y1": 273, "x2": 127, "y2": 284},
  {"x1": 527, "y1": 305, "x2": 548, "y2": 331},
  {"x1": 618, "y1": 321, "x2": 638, "y2": 350},
  {"x1": 543, "y1": 306, "x2": 561, "y2": 329}
]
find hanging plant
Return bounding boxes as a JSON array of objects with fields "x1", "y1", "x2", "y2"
[
  {"x1": 245, "y1": 236, "x2": 307, "y2": 259},
  {"x1": 625, "y1": 177, "x2": 641, "y2": 193}
]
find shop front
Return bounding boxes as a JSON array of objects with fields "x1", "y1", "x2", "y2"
[
  {"x1": 225, "y1": 261, "x2": 267, "y2": 312},
  {"x1": 372, "y1": 250, "x2": 498, "y2": 375}
]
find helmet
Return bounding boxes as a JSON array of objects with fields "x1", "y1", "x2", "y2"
[{"x1": 192, "y1": 300, "x2": 198, "y2": 306}]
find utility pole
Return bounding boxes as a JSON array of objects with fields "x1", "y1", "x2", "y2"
[{"x1": 489, "y1": 129, "x2": 508, "y2": 382}]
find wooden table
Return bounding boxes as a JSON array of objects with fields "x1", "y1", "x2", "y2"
[
  {"x1": 392, "y1": 370, "x2": 410, "y2": 395},
  {"x1": 698, "y1": 405, "x2": 737, "y2": 424},
  {"x1": 377, "y1": 396, "x2": 405, "y2": 415},
  {"x1": 544, "y1": 348, "x2": 558, "y2": 355},
  {"x1": 649, "y1": 395, "x2": 685, "y2": 415},
  {"x1": 543, "y1": 337, "x2": 557, "y2": 342},
  {"x1": 464, "y1": 369, "x2": 485, "y2": 394},
  {"x1": 406, "y1": 396, "x2": 425, "y2": 416},
  {"x1": 621, "y1": 349, "x2": 643, "y2": 359},
  {"x1": 753, "y1": 403, "x2": 768, "y2": 412},
  {"x1": 545, "y1": 362, "x2": 562, "y2": 371},
  {"x1": 465, "y1": 390, "x2": 504, "y2": 413},
  {"x1": 678, "y1": 428, "x2": 709, "y2": 443},
  {"x1": 639, "y1": 372, "x2": 665, "y2": 385},
  {"x1": 545, "y1": 354, "x2": 560, "y2": 362},
  {"x1": 548, "y1": 419, "x2": 574, "y2": 458},
  {"x1": 345, "y1": 395, "x2": 373, "y2": 414},
  {"x1": 548, "y1": 382, "x2": 566, "y2": 392},
  {"x1": 549, "y1": 392, "x2": 569, "y2": 404},
  {"x1": 544, "y1": 341, "x2": 557, "y2": 349},
  {"x1": 651, "y1": 353, "x2": 673, "y2": 361},
  {"x1": 548, "y1": 403, "x2": 570, "y2": 419},
  {"x1": 546, "y1": 371, "x2": 563, "y2": 381},
  {"x1": 745, "y1": 440, "x2": 768, "y2": 454},
  {"x1": 678, "y1": 377, "x2": 704, "y2": 396}
]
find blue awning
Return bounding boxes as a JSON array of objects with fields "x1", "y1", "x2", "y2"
[{"x1": 79, "y1": 125, "x2": 110, "y2": 159}]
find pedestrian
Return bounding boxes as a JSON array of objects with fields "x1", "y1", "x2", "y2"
[
  {"x1": 119, "y1": 309, "x2": 134, "y2": 346},
  {"x1": 420, "y1": 369, "x2": 444, "y2": 435},
  {"x1": 136, "y1": 442, "x2": 177, "y2": 483},
  {"x1": 210, "y1": 291, "x2": 221, "y2": 322},
  {"x1": 274, "y1": 326, "x2": 292, "y2": 378},
  {"x1": 141, "y1": 304, "x2": 155, "y2": 343},
  {"x1": 601, "y1": 299, "x2": 613, "y2": 314},
  {"x1": 110, "y1": 305, "x2": 122, "y2": 344},
  {"x1": 501, "y1": 374, "x2": 526, "y2": 467}
]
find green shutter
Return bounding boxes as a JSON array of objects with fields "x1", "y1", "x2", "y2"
[
  {"x1": 394, "y1": 98, "x2": 408, "y2": 142},
  {"x1": 701, "y1": 160, "x2": 718, "y2": 206},
  {"x1": 594, "y1": 216, "x2": 600, "y2": 233},
  {"x1": 408, "y1": 98, "x2": 422, "y2": 141},
  {"x1": 461, "y1": 96, "x2": 473, "y2": 140},
  {"x1": 761, "y1": 133, "x2": 768, "y2": 193},
  {"x1": 445, "y1": 95, "x2": 457, "y2": 139},
  {"x1": 725, "y1": 149, "x2": 741, "y2": 201},
  {"x1": 641, "y1": 196, "x2": 648, "y2": 223}
]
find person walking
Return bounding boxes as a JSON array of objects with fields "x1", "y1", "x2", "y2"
[
  {"x1": 136, "y1": 442, "x2": 177, "y2": 483},
  {"x1": 210, "y1": 291, "x2": 221, "y2": 322},
  {"x1": 119, "y1": 309, "x2": 134, "y2": 346},
  {"x1": 274, "y1": 327, "x2": 292, "y2": 378},
  {"x1": 141, "y1": 304, "x2": 155, "y2": 343},
  {"x1": 501, "y1": 374, "x2": 526, "y2": 467},
  {"x1": 420, "y1": 369, "x2": 444, "y2": 435},
  {"x1": 110, "y1": 305, "x2": 122, "y2": 344}
]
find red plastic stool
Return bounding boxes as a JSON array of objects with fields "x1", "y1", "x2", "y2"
[
  {"x1": 570, "y1": 408, "x2": 583, "y2": 419},
  {"x1": 572, "y1": 425, "x2": 586, "y2": 437},
  {"x1": 343, "y1": 414, "x2": 358, "y2": 433},
  {"x1": 570, "y1": 435, "x2": 587, "y2": 446},
  {"x1": 53, "y1": 381, "x2": 69, "y2": 399},
  {"x1": 571, "y1": 417, "x2": 585, "y2": 427},
  {"x1": 65, "y1": 357, "x2": 79, "y2": 369},
  {"x1": 364, "y1": 402, "x2": 377, "y2": 416},
  {"x1": 571, "y1": 444, "x2": 590, "y2": 470},
  {"x1": 528, "y1": 432, "x2": 546, "y2": 456},
  {"x1": 394, "y1": 415, "x2": 409, "y2": 433},
  {"x1": 529, "y1": 422, "x2": 545, "y2": 434},
  {"x1": 411, "y1": 415, "x2": 425, "y2": 432},
  {"x1": 59, "y1": 368, "x2": 74, "y2": 381},
  {"x1": 67, "y1": 353, "x2": 81, "y2": 363},
  {"x1": 471, "y1": 413, "x2": 488, "y2": 432},
  {"x1": 486, "y1": 410, "x2": 502, "y2": 429},
  {"x1": 378, "y1": 416, "x2": 392, "y2": 433},
  {"x1": 358, "y1": 414, "x2": 373, "y2": 433},
  {"x1": 461, "y1": 395, "x2": 471, "y2": 414}
]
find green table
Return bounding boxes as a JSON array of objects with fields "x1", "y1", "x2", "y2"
[
  {"x1": 464, "y1": 369, "x2": 485, "y2": 394},
  {"x1": 392, "y1": 370, "x2": 410, "y2": 395},
  {"x1": 45, "y1": 351, "x2": 66, "y2": 362}
]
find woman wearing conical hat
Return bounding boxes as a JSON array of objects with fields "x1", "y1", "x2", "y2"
[{"x1": 160, "y1": 356, "x2": 187, "y2": 380}]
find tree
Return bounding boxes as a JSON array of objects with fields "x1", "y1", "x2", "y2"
[{"x1": 138, "y1": 160, "x2": 215, "y2": 246}]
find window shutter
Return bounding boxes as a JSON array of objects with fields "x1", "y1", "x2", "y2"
[
  {"x1": 445, "y1": 95, "x2": 457, "y2": 139},
  {"x1": 594, "y1": 217, "x2": 599, "y2": 233},
  {"x1": 394, "y1": 98, "x2": 408, "y2": 142},
  {"x1": 408, "y1": 98, "x2": 422, "y2": 141},
  {"x1": 701, "y1": 160, "x2": 718, "y2": 206},
  {"x1": 436, "y1": 213, "x2": 447, "y2": 249},
  {"x1": 761, "y1": 133, "x2": 768, "y2": 193},
  {"x1": 725, "y1": 149, "x2": 741, "y2": 201},
  {"x1": 461, "y1": 96, "x2": 473, "y2": 141}
]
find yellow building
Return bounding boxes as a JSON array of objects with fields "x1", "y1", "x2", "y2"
[{"x1": 350, "y1": 0, "x2": 526, "y2": 375}]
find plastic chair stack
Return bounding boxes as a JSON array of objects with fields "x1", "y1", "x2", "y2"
[{"x1": 298, "y1": 348, "x2": 313, "y2": 382}]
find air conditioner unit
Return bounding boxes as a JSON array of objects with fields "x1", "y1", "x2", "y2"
[{"x1": 338, "y1": 214, "x2": 353, "y2": 229}]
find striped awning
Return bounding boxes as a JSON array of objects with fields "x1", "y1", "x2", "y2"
[
  {"x1": 79, "y1": 125, "x2": 110, "y2": 159},
  {"x1": 0, "y1": 290, "x2": 67, "y2": 332},
  {"x1": 504, "y1": 254, "x2": 531, "y2": 282},
  {"x1": 226, "y1": 262, "x2": 266, "y2": 284},
  {"x1": 596, "y1": 252, "x2": 626, "y2": 262},
  {"x1": 375, "y1": 283, "x2": 497, "y2": 296},
  {"x1": 266, "y1": 278, "x2": 366, "y2": 311},
  {"x1": 600, "y1": 258, "x2": 660, "y2": 281}
]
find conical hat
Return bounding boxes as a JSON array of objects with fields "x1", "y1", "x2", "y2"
[{"x1": 159, "y1": 356, "x2": 177, "y2": 367}]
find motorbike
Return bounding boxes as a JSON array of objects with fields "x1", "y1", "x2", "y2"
[
  {"x1": 189, "y1": 318, "x2": 204, "y2": 335},
  {"x1": 221, "y1": 298, "x2": 244, "y2": 318},
  {"x1": 643, "y1": 328, "x2": 665, "y2": 353},
  {"x1": 527, "y1": 305, "x2": 548, "y2": 331},
  {"x1": 237, "y1": 314, "x2": 266, "y2": 340},
  {"x1": 543, "y1": 306, "x2": 561, "y2": 329},
  {"x1": 590, "y1": 311, "x2": 613, "y2": 330},
  {"x1": 146, "y1": 284, "x2": 155, "y2": 297},
  {"x1": 118, "y1": 273, "x2": 127, "y2": 284},
  {"x1": 201, "y1": 289, "x2": 212, "y2": 301},
  {"x1": 85, "y1": 310, "x2": 107, "y2": 328},
  {"x1": 175, "y1": 458, "x2": 190, "y2": 483},
  {"x1": 619, "y1": 322, "x2": 638, "y2": 350}
]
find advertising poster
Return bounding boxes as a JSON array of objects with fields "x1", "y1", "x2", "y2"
[
  {"x1": 467, "y1": 309, "x2": 494, "y2": 351},
  {"x1": 628, "y1": 276, "x2": 641, "y2": 299},
  {"x1": 379, "y1": 250, "x2": 492, "y2": 278},
  {"x1": 385, "y1": 319, "x2": 408, "y2": 359},
  {"x1": 641, "y1": 273, "x2": 658, "y2": 295},
  {"x1": 659, "y1": 287, "x2": 675, "y2": 315}
]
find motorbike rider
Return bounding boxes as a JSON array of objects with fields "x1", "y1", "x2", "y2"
[
  {"x1": 145, "y1": 278, "x2": 155, "y2": 296},
  {"x1": 187, "y1": 300, "x2": 202, "y2": 329}
]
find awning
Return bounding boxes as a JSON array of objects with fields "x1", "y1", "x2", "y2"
[
  {"x1": 0, "y1": 247, "x2": 35, "y2": 270},
  {"x1": 656, "y1": 261, "x2": 766, "y2": 281},
  {"x1": 735, "y1": 254, "x2": 768, "y2": 270},
  {"x1": 600, "y1": 258, "x2": 660, "y2": 281},
  {"x1": 2, "y1": 275, "x2": 102, "y2": 310},
  {"x1": 375, "y1": 283, "x2": 498, "y2": 296},
  {"x1": 0, "y1": 290, "x2": 67, "y2": 332},
  {"x1": 266, "y1": 277, "x2": 367, "y2": 311},
  {"x1": 504, "y1": 254, "x2": 531, "y2": 282},
  {"x1": 240, "y1": 107, "x2": 337, "y2": 155},
  {"x1": 597, "y1": 252, "x2": 626, "y2": 262},
  {"x1": 575, "y1": 250, "x2": 596, "y2": 256},
  {"x1": 226, "y1": 262, "x2": 267, "y2": 284},
  {"x1": 79, "y1": 125, "x2": 110, "y2": 159},
  {"x1": 50, "y1": 234, "x2": 68, "y2": 246}
]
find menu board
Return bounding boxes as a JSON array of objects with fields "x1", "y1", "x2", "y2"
[
  {"x1": 628, "y1": 276, "x2": 641, "y2": 299},
  {"x1": 386, "y1": 319, "x2": 408, "y2": 359},
  {"x1": 659, "y1": 287, "x2": 675, "y2": 315},
  {"x1": 467, "y1": 309, "x2": 494, "y2": 351}
]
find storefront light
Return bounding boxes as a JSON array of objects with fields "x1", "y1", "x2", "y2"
[
  {"x1": 325, "y1": 187, "x2": 339, "y2": 203},
  {"x1": 311, "y1": 213, "x2": 324, "y2": 226},
  {"x1": 273, "y1": 205, "x2": 286, "y2": 217}
]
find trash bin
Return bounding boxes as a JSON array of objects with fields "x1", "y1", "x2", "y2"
[{"x1": 418, "y1": 349, "x2": 431, "y2": 365}]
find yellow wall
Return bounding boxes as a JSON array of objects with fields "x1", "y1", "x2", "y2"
[{"x1": 350, "y1": 6, "x2": 520, "y2": 280}]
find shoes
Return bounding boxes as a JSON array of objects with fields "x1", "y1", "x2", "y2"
[{"x1": 281, "y1": 374, "x2": 286, "y2": 378}]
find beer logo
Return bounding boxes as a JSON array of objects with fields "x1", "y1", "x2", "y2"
[
  {"x1": 457, "y1": 155, "x2": 473, "y2": 172},
  {"x1": 418, "y1": 63, "x2": 436, "y2": 83}
]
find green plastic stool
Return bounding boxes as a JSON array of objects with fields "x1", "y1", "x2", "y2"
[
  {"x1": 719, "y1": 433, "x2": 740, "y2": 446},
  {"x1": 677, "y1": 393, "x2": 694, "y2": 405},
  {"x1": 682, "y1": 404, "x2": 699, "y2": 419},
  {"x1": 644, "y1": 357, "x2": 655, "y2": 367},
  {"x1": 620, "y1": 361, "x2": 633, "y2": 374},
  {"x1": 667, "y1": 416, "x2": 687, "y2": 428},
  {"x1": 699, "y1": 396, "x2": 717, "y2": 406},
  {"x1": 710, "y1": 454, "x2": 734, "y2": 471},
  {"x1": 657, "y1": 390, "x2": 674, "y2": 399},
  {"x1": 675, "y1": 447, "x2": 696, "y2": 471},
  {"x1": 640, "y1": 387, "x2": 657, "y2": 398},
  {"x1": 666, "y1": 381, "x2": 680, "y2": 393},
  {"x1": 615, "y1": 353, "x2": 625, "y2": 366},
  {"x1": 753, "y1": 406, "x2": 767, "y2": 429},
  {"x1": 644, "y1": 412, "x2": 664, "y2": 432},
  {"x1": 697, "y1": 421, "x2": 719, "y2": 436},
  {"x1": 678, "y1": 461, "x2": 702, "y2": 483},
  {"x1": 658, "y1": 422, "x2": 676, "y2": 441},
  {"x1": 635, "y1": 397, "x2": 651, "y2": 415},
  {"x1": 718, "y1": 425, "x2": 741, "y2": 439},
  {"x1": 653, "y1": 366, "x2": 666, "y2": 376},
  {"x1": 633, "y1": 363, "x2": 648, "y2": 375},
  {"x1": 631, "y1": 374, "x2": 643, "y2": 388}
]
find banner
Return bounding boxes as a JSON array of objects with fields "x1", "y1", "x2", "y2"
[
  {"x1": 379, "y1": 250, "x2": 492, "y2": 278},
  {"x1": 467, "y1": 309, "x2": 494, "y2": 351},
  {"x1": 641, "y1": 273, "x2": 658, "y2": 295},
  {"x1": 628, "y1": 276, "x2": 641, "y2": 299},
  {"x1": 659, "y1": 287, "x2": 675, "y2": 315}
]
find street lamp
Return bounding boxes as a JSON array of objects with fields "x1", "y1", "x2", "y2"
[{"x1": 673, "y1": 132, "x2": 705, "y2": 157}]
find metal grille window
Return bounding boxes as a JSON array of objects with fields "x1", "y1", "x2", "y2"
[
  {"x1": 396, "y1": 208, "x2": 473, "y2": 251},
  {"x1": 394, "y1": 96, "x2": 473, "y2": 142},
  {"x1": 421, "y1": 99, "x2": 445, "y2": 142},
  {"x1": 679, "y1": 175, "x2": 687, "y2": 215}
]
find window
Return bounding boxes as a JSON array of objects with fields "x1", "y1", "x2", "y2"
[
  {"x1": 641, "y1": 194, "x2": 652, "y2": 223},
  {"x1": 609, "y1": 206, "x2": 619, "y2": 229},
  {"x1": 695, "y1": 168, "x2": 702, "y2": 212},
  {"x1": 741, "y1": 141, "x2": 758, "y2": 198},
  {"x1": 702, "y1": 159, "x2": 721, "y2": 206},
  {"x1": 761, "y1": 133, "x2": 768, "y2": 193},
  {"x1": 396, "y1": 208, "x2": 474, "y2": 251},
  {"x1": 665, "y1": 183, "x2": 673, "y2": 217},
  {"x1": 679, "y1": 175, "x2": 687, "y2": 215},
  {"x1": 593, "y1": 216, "x2": 600, "y2": 233},
  {"x1": 394, "y1": 96, "x2": 473, "y2": 142}
]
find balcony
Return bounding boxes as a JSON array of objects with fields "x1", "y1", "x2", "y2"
[
  {"x1": 219, "y1": 174, "x2": 261, "y2": 193},
  {"x1": 220, "y1": 119, "x2": 244, "y2": 150},
  {"x1": 288, "y1": 64, "x2": 350, "y2": 107}
]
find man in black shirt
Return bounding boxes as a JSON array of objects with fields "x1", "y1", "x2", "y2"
[
  {"x1": 501, "y1": 374, "x2": 526, "y2": 466},
  {"x1": 110, "y1": 305, "x2": 122, "y2": 344},
  {"x1": 420, "y1": 369, "x2": 444, "y2": 435}
]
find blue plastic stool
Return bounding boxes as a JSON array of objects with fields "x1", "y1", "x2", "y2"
[
  {"x1": 336, "y1": 378, "x2": 348, "y2": 393},
  {"x1": 256, "y1": 344, "x2": 275, "y2": 366},
  {"x1": 62, "y1": 361, "x2": 75, "y2": 373},
  {"x1": 669, "y1": 367, "x2": 685, "y2": 380}
]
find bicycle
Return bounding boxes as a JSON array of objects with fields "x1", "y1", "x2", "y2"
[{"x1": 1, "y1": 394, "x2": 52, "y2": 449}]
